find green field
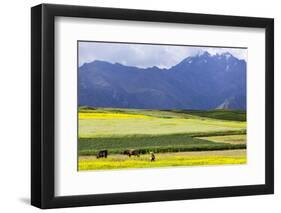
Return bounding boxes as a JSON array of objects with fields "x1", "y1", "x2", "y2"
[
  {"x1": 78, "y1": 107, "x2": 247, "y2": 170},
  {"x1": 198, "y1": 135, "x2": 246, "y2": 144}
]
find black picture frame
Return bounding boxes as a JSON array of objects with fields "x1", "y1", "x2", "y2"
[{"x1": 31, "y1": 3, "x2": 274, "y2": 209}]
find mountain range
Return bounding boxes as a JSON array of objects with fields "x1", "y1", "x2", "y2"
[{"x1": 78, "y1": 51, "x2": 246, "y2": 110}]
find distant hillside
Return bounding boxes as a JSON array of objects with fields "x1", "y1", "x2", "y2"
[{"x1": 79, "y1": 51, "x2": 246, "y2": 110}]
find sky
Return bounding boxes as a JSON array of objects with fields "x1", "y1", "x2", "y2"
[{"x1": 78, "y1": 41, "x2": 247, "y2": 68}]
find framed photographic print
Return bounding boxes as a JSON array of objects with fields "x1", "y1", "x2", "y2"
[{"x1": 31, "y1": 3, "x2": 274, "y2": 209}]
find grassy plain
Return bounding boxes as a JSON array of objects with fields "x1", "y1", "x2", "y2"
[
  {"x1": 78, "y1": 107, "x2": 247, "y2": 170},
  {"x1": 198, "y1": 135, "x2": 246, "y2": 145},
  {"x1": 79, "y1": 108, "x2": 246, "y2": 138}
]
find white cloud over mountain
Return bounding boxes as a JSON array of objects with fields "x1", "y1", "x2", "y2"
[{"x1": 79, "y1": 41, "x2": 247, "y2": 68}]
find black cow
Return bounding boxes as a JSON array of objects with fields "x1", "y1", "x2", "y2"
[
  {"x1": 123, "y1": 149, "x2": 140, "y2": 157},
  {"x1": 96, "y1": 150, "x2": 108, "y2": 159}
]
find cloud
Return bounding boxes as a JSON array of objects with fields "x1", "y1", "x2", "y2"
[{"x1": 78, "y1": 42, "x2": 247, "y2": 68}]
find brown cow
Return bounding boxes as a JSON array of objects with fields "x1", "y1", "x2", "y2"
[{"x1": 123, "y1": 149, "x2": 140, "y2": 157}]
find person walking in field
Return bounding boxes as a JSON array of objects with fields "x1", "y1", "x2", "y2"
[{"x1": 150, "y1": 152, "x2": 156, "y2": 162}]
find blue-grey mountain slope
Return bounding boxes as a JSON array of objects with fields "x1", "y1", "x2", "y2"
[{"x1": 79, "y1": 52, "x2": 246, "y2": 110}]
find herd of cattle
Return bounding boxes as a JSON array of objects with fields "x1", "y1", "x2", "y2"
[{"x1": 96, "y1": 149, "x2": 156, "y2": 161}]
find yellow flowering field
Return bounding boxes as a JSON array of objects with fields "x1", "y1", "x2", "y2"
[
  {"x1": 79, "y1": 150, "x2": 246, "y2": 171},
  {"x1": 79, "y1": 112, "x2": 151, "y2": 119}
]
